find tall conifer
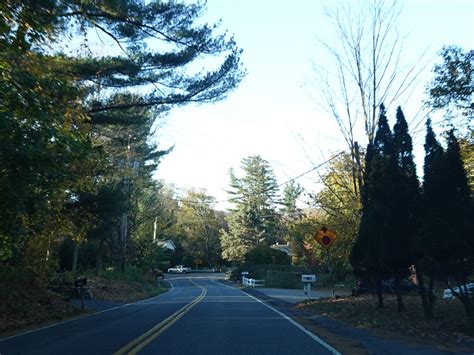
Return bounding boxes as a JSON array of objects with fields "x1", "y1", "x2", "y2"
[
  {"x1": 389, "y1": 107, "x2": 420, "y2": 312},
  {"x1": 351, "y1": 105, "x2": 395, "y2": 308},
  {"x1": 418, "y1": 118, "x2": 446, "y2": 319},
  {"x1": 221, "y1": 156, "x2": 279, "y2": 262},
  {"x1": 418, "y1": 122, "x2": 474, "y2": 322},
  {"x1": 442, "y1": 131, "x2": 474, "y2": 324}
]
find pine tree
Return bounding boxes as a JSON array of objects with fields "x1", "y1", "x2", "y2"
[
  {"x1": 281, "y1": 181, "x2": 303, "y2": 218},
  {"x1": 0, "y1": 0, "x2": 244, "y2": 268},
  {"x1": 417, "y1": 118, "x2": 446, "y2": 319},
  {"x1": 350, "y1": 142, "x2": 377, "y2": 286},
  {"x1": 351, "y1": 105, "x2": 395, "y2": 308},
  {"x1": 442, "y1": 130, "x2": 474, "y2": 325},
  {"x1": 389, "y1": 107, "x2": 420, "y2": 312},
  {"x1": 221, "y1": 156, "x2": 279, "y2": 262},
  {"x1": 418, "y1": 122, "x2": 474, "y2": 323}
]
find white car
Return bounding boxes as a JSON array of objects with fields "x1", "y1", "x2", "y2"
[
  {"x1": 167, "y1": 265, "x2": 191, "y2": 274},
  {"x1": 443, "y1": 283, "x2": 474, "y2": 299}
]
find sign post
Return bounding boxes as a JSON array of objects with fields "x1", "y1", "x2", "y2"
[{"x1": 315, "y1": 227, "x2": 337, "y2": 297}]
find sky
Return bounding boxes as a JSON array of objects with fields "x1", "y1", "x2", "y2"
[{"x1": 152, "y1": 0, "x2": 474, "y2": 210}]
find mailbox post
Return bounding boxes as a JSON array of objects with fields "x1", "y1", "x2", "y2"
[
  {"x1": 301, "y1": 274, "x2": 317, "y2": 299},
  {"x1": 74, "y1": 277, "x2": 88, "y2": 309},
  {"x1": 241, "y1": 271, "x2": 249, "y2": 285}
]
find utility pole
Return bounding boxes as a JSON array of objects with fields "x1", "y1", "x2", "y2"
[
  {"x1": 153, "y1": 217, "x2": 157, "y2": 243},
  {"x1": 120, "y1": 135, "x2": 132, "y2": 273}
]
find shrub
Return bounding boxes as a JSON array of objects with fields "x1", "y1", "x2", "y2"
[{"x1": 244, "y1": 245, "x2": 291, "y2": 266}]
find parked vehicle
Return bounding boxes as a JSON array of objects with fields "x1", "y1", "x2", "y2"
[
  {"x1": 167, "y1": 265, "x2": 192, "y2": 274},
  {"x1": 443, "y1": 283, "x2": 474, "y2": 300}
]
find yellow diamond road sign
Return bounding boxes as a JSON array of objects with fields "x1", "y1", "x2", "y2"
[{"x1": 315, "y1": 227, "x2": 337, "y2": 249}]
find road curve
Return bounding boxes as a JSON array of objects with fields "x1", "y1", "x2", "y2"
[{"x1": 0, "y1": 274, "x2": 338, "y2": 355}]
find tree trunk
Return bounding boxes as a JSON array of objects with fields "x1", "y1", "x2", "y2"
[
  {"x1": 415, "y1": 265, "x2": 430, "y2": 319},
  {"x1": 462, "y1": 298, "x2": 474, "y2": 328},
  {"x1": 394, "y1": 276, "x2": 405, "y2": 312},
  {"x1": 448, "y1": 279, "x2": 474, "y2": 328},
  {"x1": 426, "y1": 273, "x2": 435, "y2": 319},
  {"x1": 96, "y1": 239, "x2": 104, "y2": 277},
  {"x1": 72, "y1": 241, "x2": 79, "y2": 273},
  {"x1": 375, "y1": 278, "x2": 384, "y2": 308}
]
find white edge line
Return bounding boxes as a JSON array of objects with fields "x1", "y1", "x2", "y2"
[
  {"x1": 0, "y1": 281, "x2": 175, "y2": 342},
  {"x1": 212, "y1": 280, "x2": 341, "y2": 355},
  {"x1": 0, "y1": 313, "x2": 93, "y2": 342},
  {"x1": 135, "y1": 279, "x2": 174, "y2": 304}
]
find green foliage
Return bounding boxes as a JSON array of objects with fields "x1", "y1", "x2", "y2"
[
  {"x1": 351, "y1": 105, "x2": 396, "y2": 283},
  {"x1": 418, "y1": 119, "x2": 449, "y2": 267},
  {"x1": 313, "y1": 153, "x2": 361, "y2": 274},
  {"x1": 0, "y1": 0, "x2": 243, "y2": 278},
  {"x1": 244, "y1": 245, "x2": 291, "y2": 266},
  {"x1": 0, "y1": 46, "x2": 95, "y2": 269},
  {"x1": 350, "y1": 105, "x2": 419, "y2": 310},
  {"x1": 58, "y1": 238, "x2": 98, "y2": 271},
  {"x1": 426, "y1": 46, "x2": 473, "y2": 129},
  {"x1": 264, "y1": 269, "x2": 302, "y2": 289},
  {"x1": 417, "y1": 121, "x2": 474, "y2": 323},
  {"x1": 386, "y1": 107, "x2": 419, "y2": 277},
  {"x1": 419, "y1": 125, "x2": 474, "y2": 278},
  {"x1": 281, "y1": 181, "x2": 303, "y2": 216},
  {"x1": 283, "y1": 214, "x2": 320, "y2": 266},
  {"x1": 221, "y1": 156, "x2": 280, "y2": 262},
  {"x1": 172, "y1": 189, "x2": 223, "y2": 267},
  {"x1": 100, "y1": 265, "x2": 151, "y2": 284}
]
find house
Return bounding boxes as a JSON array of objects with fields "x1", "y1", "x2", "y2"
[
  {"x1": 271, "y1": 242, "x2": 292, "y2": 256},
  {"x1": 156, "y1": 239, "x2": 176, "y2": 252}
]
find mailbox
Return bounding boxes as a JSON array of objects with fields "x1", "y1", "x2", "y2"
[
  {"x1": 241, "y1": 271, "x2": 249, "y2": 276},
  {"x1": 301, "y1": 274, "x2": 316, "y2": 283},
  {"x1": 74, "y1": 277, "x2": 87, "y2": 288}
]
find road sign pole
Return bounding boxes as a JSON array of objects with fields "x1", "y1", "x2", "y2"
[
  {"x1": 327, "y1": 249, "x2": 334, "y2": 298},
  {"x1": 314, "y1": 226, "x2": 337, "y2": 298}
]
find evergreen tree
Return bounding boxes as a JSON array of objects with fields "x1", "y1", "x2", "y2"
[
  {"x1": 279, "y1": 181, "x2": 303, "y2": 263},
  {"x1": 221, "y1": 156, "x2": 279, "y2": 262},
  {"x1": 417, "y1": 122, "x2": 474, "y2": 323},
  {"x1": 0, "y1": 0, "x2": 243, "y2": 271},
  {"x1": 351, "y1": 105, "x2": 395, "y2": 308},
  {"x1": 350, "y1": 141, "x2": 382, "y2": 306},
  {"x1": 281, "y1": 181, "x2": 303, "y2": 218},
  {"x1": 389, "y1": 107, "x2": 420, "y2": 312},
  {"x1": 441, "y1": 131, "x2": 474, "y2": 325},
  {"x1": 417, "y1": 118, "x2": 446, "y2": 319}
]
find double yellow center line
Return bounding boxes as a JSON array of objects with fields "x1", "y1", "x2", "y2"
[{"x1": 115, "y1": 280, "x2": 207, "y2": 355}]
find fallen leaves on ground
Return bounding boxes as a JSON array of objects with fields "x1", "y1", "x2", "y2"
[
  {"x1": 0, "y1": 274, "x2": 166, "y2": 335},
  {"x1": 0, "y1": 284, "x2": 83, "y2": 334},
  {"x1": 88, "y1": 277, "x2": 165, "y2": 302},
  {"x1": 298, "y1": 293, "x2": 474, "y2": 351}
]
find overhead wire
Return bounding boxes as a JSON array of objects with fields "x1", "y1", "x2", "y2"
[{"x1": 156, "y1": 151, "x2": 346, "y2": 206}]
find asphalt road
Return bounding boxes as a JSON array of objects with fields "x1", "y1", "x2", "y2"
[{"x1": 0, "y1": 274, "x2": 339, "y2": 355}]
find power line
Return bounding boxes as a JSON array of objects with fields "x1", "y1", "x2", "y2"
[
  {"x1": 276, "y1": 151, "x2": 344, "y2": 189},
  {"x1": 156, "y1": 151, "x2": 346, "y2": 206}
]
